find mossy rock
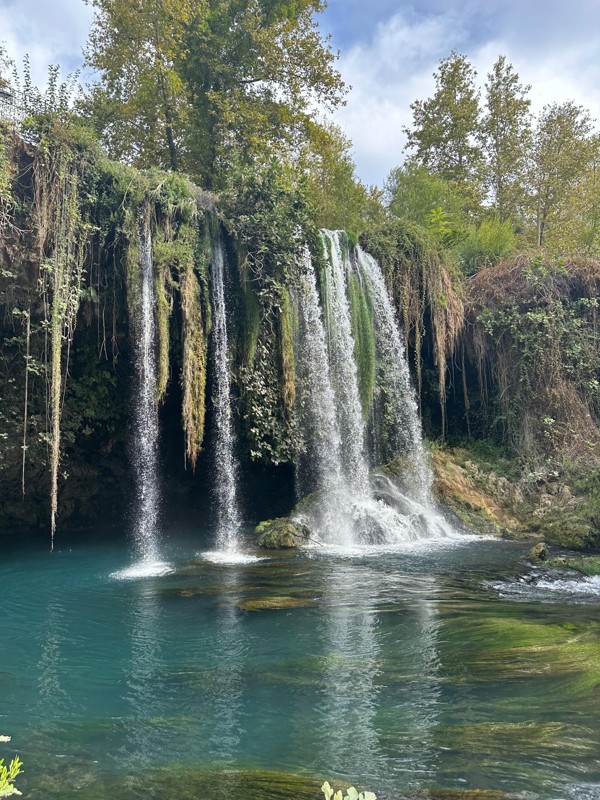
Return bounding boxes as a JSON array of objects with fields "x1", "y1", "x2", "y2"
[
  {"x1": 237, "y1": 595, "x2": 315, "y2": 611},
  {"x1": 527, "y1": 542, "x2": 549, "y2": 564},
  {"x1": 545, "y1": 554, "x2": 600, "y2": 576},
  {"x1": 255, "y1": 517, "x2": 311, "y2": 549},
  {"x1": 435, "y1": 720, "x2": 596, "y2": 758}
]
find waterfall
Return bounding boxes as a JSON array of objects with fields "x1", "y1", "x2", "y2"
[
  {"x1": 293, "y1": 247, "x2": 355, "y2": 545},
  {"x1": 320, "y1": 231, "x2": 371, "y2": 494},
  {"x1": 293, "y1": 231, "x2": 452, "y2": 547},
  {"x1": 210, "y1": 238, "x2": 242, "y2": 553},
  {"x1": 130, "y1": 208, "x2": 162, "y2": 568},
  {"x1": 356, "y1": 245, "x2": 431, "y2": 497}
]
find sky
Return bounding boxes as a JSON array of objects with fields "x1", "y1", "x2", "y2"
[{"x1": 1, "y1": 0, "x2": 599, "y2": 186}]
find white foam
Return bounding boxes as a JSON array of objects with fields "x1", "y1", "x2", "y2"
[
  {"x1": 490, "y1": 573, "x2": 600, "y2": 601},
  {"x1": 307, "y1": 531, "x2": 481, "y2": 559},
  {"x1": 110, "y1": 561, "x2": 173, "y2": 580},
  {"x1": 200, "y1": 550, "x2": 267, "y2": 565}
]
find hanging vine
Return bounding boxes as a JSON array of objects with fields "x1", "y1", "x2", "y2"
[
  {"x1": 361, "y1": 221, "x2": 464, "y2": 437},
  {"x1": 32, "y1": 120, "x2": 96, "y2": 546}
]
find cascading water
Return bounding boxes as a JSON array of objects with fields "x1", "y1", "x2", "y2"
[
  {"x1": 210, "y1": 238, "x2": 242, "y2": 554},
  {"x1": 293, "y1": 247, "x2": 355, "y2": 545},
  {"x1": 355, "y1": 244, "x2": 430, "y2": 495},
  {"x1": 128, "y1": 208, "x2": 164, "y2": 571},
  {"x1": 320, "y1": 231, "x2": 371, "y2": 493},
  {"x1": 293, "y1": 231, "x2": 453, "y2": 547}
]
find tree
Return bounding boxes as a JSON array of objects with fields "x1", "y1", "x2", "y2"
[
  {"x1": 480, "y1": 55, "x2": 531, "y2": 222},
  {"x1": 84, "y1": 0, "x2": 345, "y2": 186},
  {"x1": 531, "y1": 101, "x2": 596, "y2": 247},
  {"x1": 84, "y1": 0, "x2": 192, "y2": 171},
  {"x1": 404, "y1": 52, "x2": 482, "y2": 197},
  {"x1": 300, "y1": 121, "x2": 385, "y2": 232},
  {"x1": 385, "y1": 160, "x2": 465, "y2": 243}
]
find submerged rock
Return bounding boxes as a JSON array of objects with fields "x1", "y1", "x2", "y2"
[
  {"x1": 237, "y1": 595, "x2": 315, "y2": 611},
  {"x1": 527, "y1": 542, "x2": 549, "y2": 564},
  {"x1": 255, "y1": 517, "x2": 311, "y2": 549}
]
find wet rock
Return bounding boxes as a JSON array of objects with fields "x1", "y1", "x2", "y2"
[
  {"x1": 255, "y1": 517, "x2": 311, "y2": 549},
  {"x1": 237, "y1": 595, "x2": 315, "y2": 611},
  {"x1": 527, "y1": 542, "x2": 549, "y2": 564}
]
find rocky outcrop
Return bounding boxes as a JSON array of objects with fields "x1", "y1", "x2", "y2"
[{"x1": 255, "y1": 517, "x2": 311, "y2": 549}]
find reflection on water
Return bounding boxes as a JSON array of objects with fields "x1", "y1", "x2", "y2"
[
  {"x1": 36, "y1": 600, "x2": 70, "y2": 720},
  {"x1": 318, "y1": 563, "x2": 382, "y2": 781},
  {"x1": 2, "y1": 538, "x2": 600, "y2": 800},
  {"x1": 120, "y1": 582, "x2": 167, "y2": 770},
  {"x1": 206, "y1": 568, "x2": 246, "y2": 766},
  {"x1": 316, "y1": 563, "x2": 444, "y2": 792}
]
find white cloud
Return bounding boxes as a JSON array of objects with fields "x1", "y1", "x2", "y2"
[
  {"x1": 0, "y1": 0, "x2": 93, "y2": 85},
  {"x1": 328, "y1": 7, "x2": 600, "y2": 186}
]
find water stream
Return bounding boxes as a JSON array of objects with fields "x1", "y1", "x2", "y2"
[
  {"x1": 209, "y1": 238, "x2": 243, "y2": 556},
  {"x1": 126, "y1": 209, "x2": 165, "y2": 576}
]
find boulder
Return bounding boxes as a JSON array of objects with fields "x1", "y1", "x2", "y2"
[
  {"x1": 255, "y1": 517, "x2": 311, "y2": 549},
  {"x1": 527, "y1": 541, "x2": 549, "y2": 564}
]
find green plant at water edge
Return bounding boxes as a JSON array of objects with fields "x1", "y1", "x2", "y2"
[
  {"x1": 0, "y1": 746, "x2": 23, "y2": 798},
  {"x1": 321, "y1": 780, "x2": 376, "y2": 800}
]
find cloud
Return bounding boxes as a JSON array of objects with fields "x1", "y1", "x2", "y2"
[
  {"x1": 0, "y1": 0, "x2": 93, "y2": 85},
  {"x1": 326, "y1": 4, "x2": 600, "y2": 185}
]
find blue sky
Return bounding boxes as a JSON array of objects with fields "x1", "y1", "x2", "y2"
[{"x1": 1, "y1": 0, "x2": 599, "y2": 185}]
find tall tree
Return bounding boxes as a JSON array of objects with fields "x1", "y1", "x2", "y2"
[
  {"x1": 531, "y1": 101, "x2": 596, "y2": 247},
  {"x1": 299, "y1": 121, "x2": 384, "y2": 232},
  {"x1": 404, "y1": 52, "x2": 482, "y2": 197},
  {"x1": 480, "y1": 55, "x2": 531, "y2": 222},
  {"x1": 84, "y1": 0, "x2": 345, "y2": 186},
  {"x1": 84, "y1": 0, "x2": 192, "y2": 171}
]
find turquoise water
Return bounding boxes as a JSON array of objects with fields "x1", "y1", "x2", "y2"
[{"x1": 1, "y1": 531, "x2": 600, "y2": 799}]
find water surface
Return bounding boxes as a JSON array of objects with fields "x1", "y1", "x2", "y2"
[{"x1": 1, "y1": 532, "x2": 599, "y2": 799}]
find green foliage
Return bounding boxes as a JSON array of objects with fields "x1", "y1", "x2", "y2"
[
  {"x1": 84, "y1": 0, "x2": 345, "y2": 186},
  {"x1": 301, "y1": 121, "x2": 385, "y2": 233},
  {"x1": 222, "y1": 157, "x2": 307, "y2": 463},
  {"x1": 469, "y1": 256, "x2": 600, "y2": 463},
  {"x1": 386, "y1": 161, "x2": 464, "y2": 244},
  {"x1": 348, "y1": 273, "x2": 375, "y2": 412},
  {"x1": 480, "y1": 55, "x2": 531, "y2": 223},
  {"x1": 404, "y1": 51, "x2": 482, "y2": 195},
  {"x1": 458, "y1": 217, "x2": 516, "y2": 275},
  {"x1": 531, "y1": 102, "x2": 598, "y2": 248},
  {"x1": 0, "y1": 749, "x2": 23, "y2": 798},
  {"x1": 321, "y1": 780, "x2": 377, "y2": 800}
]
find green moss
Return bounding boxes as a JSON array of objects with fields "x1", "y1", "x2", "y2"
[
  {"x1": 546, "y1": 555, "x2": 600, "y2": 576},
  {"x1": 33, "y1": 767, "x2": 321, "y2": 800},
  {"x1": 442, "y1": 610, "x2": 600, "y2": 696},
  {"x1": 180, "y1": 254, "x2": 208, "y2": 467},
  {"x1": 241, "y1": 278, "x2": 261, "y2": 367},
  {"x1": 348, "y1": 273, "x2": 375, "y2": 412},
  {"x1": 278, "y1": 285, "x2": 295, "y2": 412},
  {"x1": 435, "y1": 721, "x2": 596, "y2": 758}
]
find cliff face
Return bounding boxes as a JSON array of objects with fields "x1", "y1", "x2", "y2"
[{"x1": 1, "y1": 121, "x2": 600, "y2": 545}]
